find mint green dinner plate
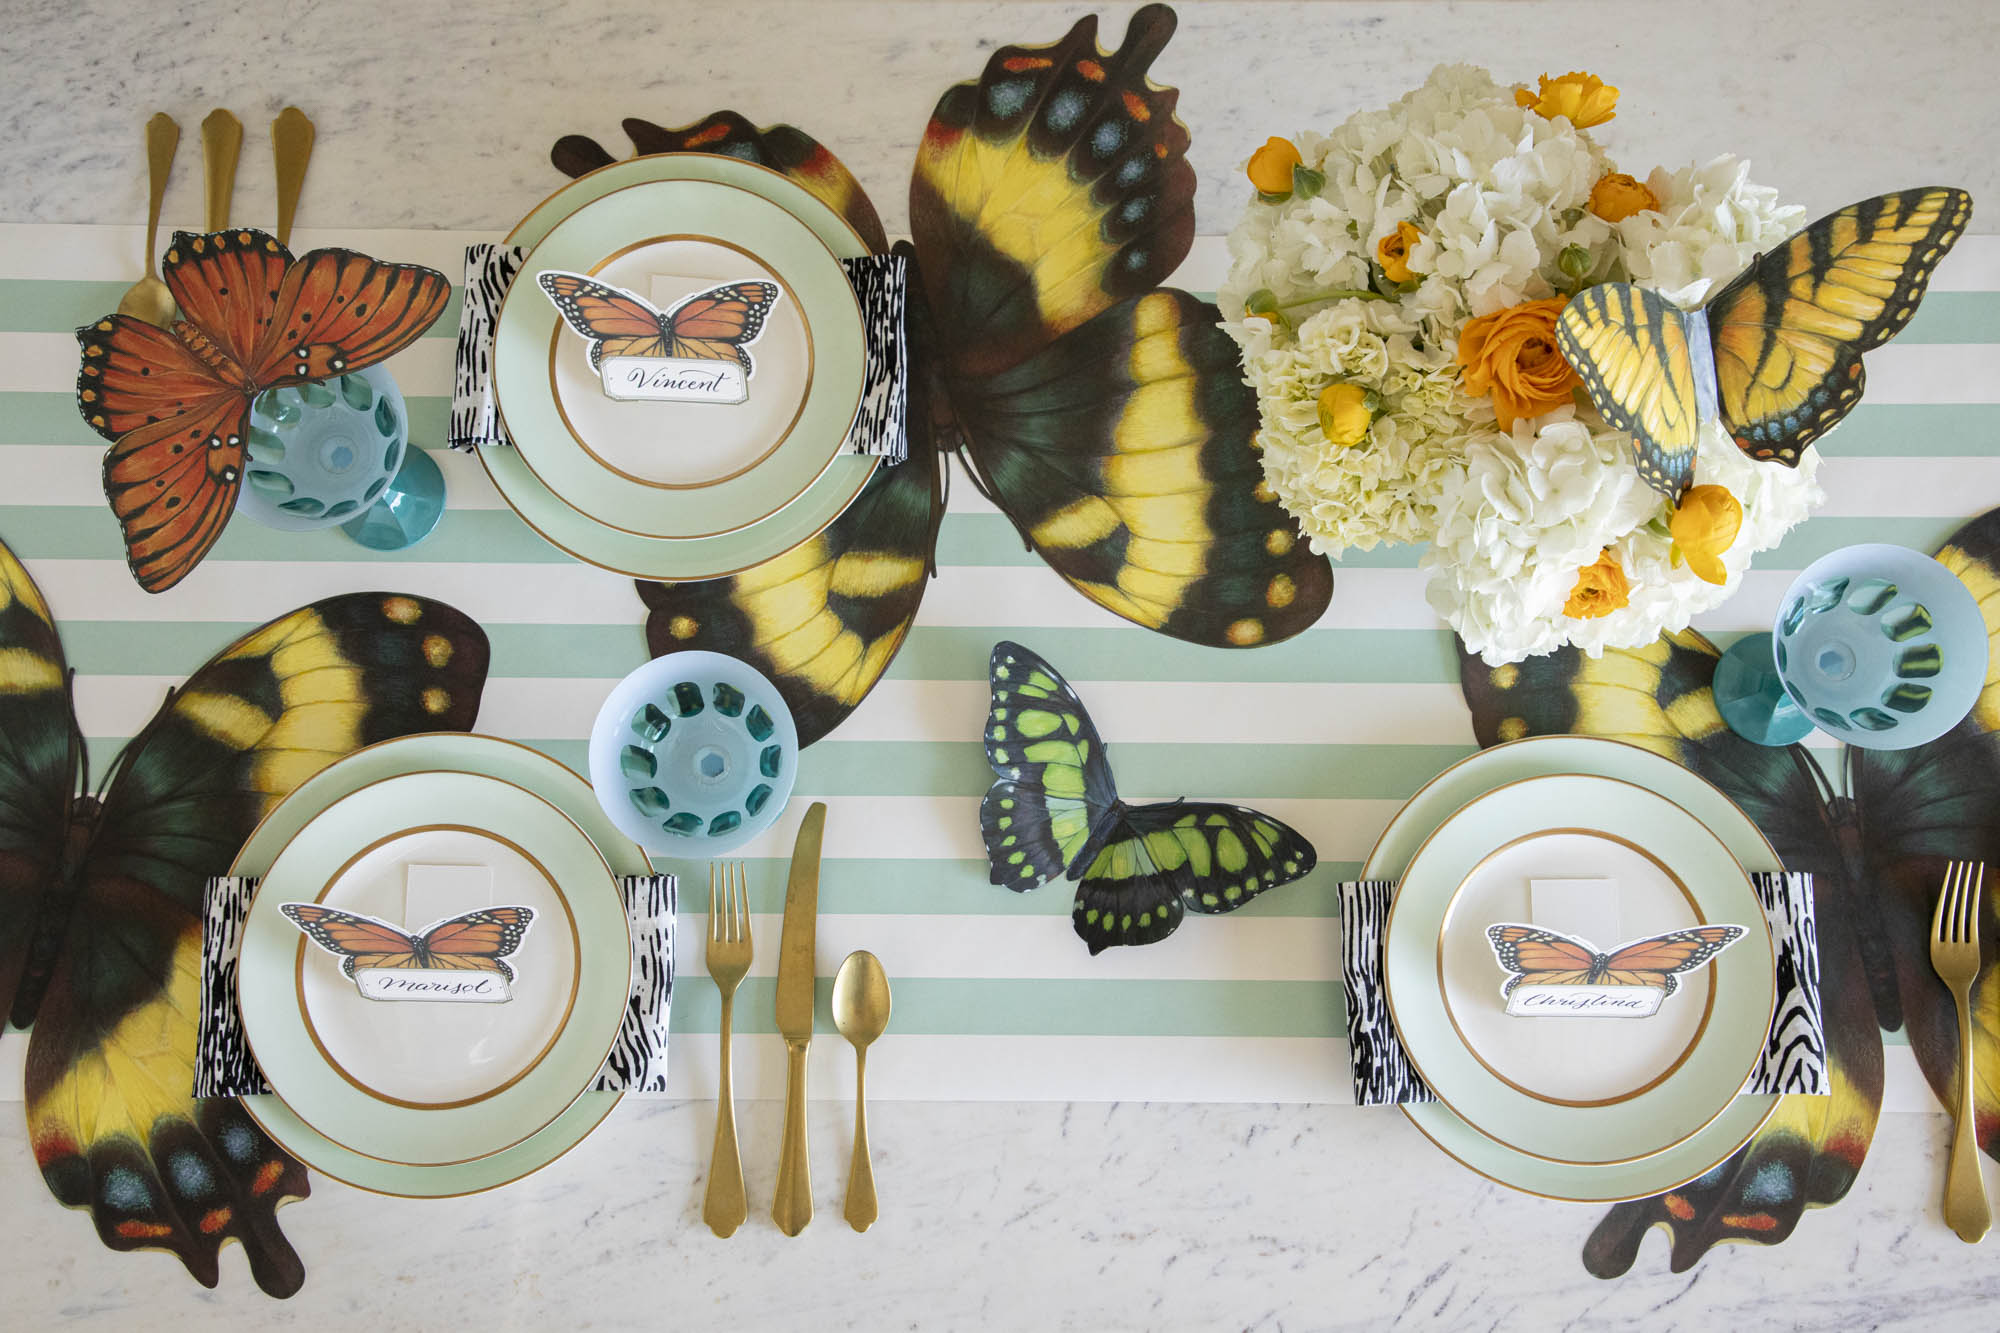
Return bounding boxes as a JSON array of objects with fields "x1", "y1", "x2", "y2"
[
  {"x1": 1385, "y1": 773, "x2": 1775, "y2": 1166},
  {"x1": 240, "y1": 770, "x2": 630, "y2": 1166},
  {"x1": 234, "y1": 735, "x2": 648, "y2": 1196},
  {"x1": 1362, "y1": 735, "x2": 1784, "y2": 1203},
  {"x1": 496, "y1": 177, "x2": 863, "y2": 538},
  {"x1": 483, "y1": 153, "x2": 878, "y2": 579}
]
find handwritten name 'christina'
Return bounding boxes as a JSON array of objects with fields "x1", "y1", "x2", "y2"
[{"x1": 1514, "y1": 990, "x2": 1654, "y2": 1014}]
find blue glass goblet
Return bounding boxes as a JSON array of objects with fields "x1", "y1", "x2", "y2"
[
  {"x1": 237, "y1": 365, "x2": 445, "y2": 550},
  {"x1": 1715, "y1": 543, "x2": 1987, "y2": 750}
]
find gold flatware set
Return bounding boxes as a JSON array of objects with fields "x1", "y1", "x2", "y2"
[
  {"x1": 1932, "y1": 860, "x2": 1990, "y2": 1243},
  {"x1": 706, "y1": 802, "x2": 889, "y2": 1237},
  {"x1": 117, "y1": 105, "x2": 314, "y2": 330}
]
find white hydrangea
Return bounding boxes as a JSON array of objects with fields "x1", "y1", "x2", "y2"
[{"x1": 1221, "y1": 67, "x2": 1826, "y2": 663}]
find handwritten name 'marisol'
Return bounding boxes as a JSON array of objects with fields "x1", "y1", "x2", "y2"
[{"x1": 355, "y1": 970, "x2": 513, "y2": 1003}]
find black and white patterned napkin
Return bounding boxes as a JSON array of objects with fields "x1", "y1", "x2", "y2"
[
  {"x1": 449, "y1": 243, "x2": 908, "y2": 463},
  {"x1": 1337, "y1": 871, "x2": 1825, "y2": 1107},
  {"x1": 194, "y1": 873, "x2": 677, "y2": 1098}
]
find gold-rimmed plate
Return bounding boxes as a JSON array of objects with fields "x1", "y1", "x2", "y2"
[
  {"x1": 238, "y1": 769, "x2": 631, "y2": 1166},
  {"x1": 1385, "y1": 772, "x2": 1775, "y2": 1167},
  {"x1": 481, "y1": 152, "x2": 879, "y2": 580},
  {"x1": 495, "y1": 177, "x2": 865, "y2": 539},
  {"x1": 1363, "y1": 735, "x2": 1785, "y2": 1203},
  {"x1": 234, "y1": 734, "x2": 648, "y2": 1198}
]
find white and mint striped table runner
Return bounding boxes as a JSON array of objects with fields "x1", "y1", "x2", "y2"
[{"x1": 1, "y1": 223, "x2": 1994, "y2": 1107}]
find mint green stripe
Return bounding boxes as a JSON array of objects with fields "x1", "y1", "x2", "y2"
[
  {"x1": 526, "y1": 737, "x2": 1467, "y2": 801},
  {"x1": 10, "y1": 276, "x2": 1999, "y2": 344},
  {"x1": 59, "y1": 621, "x2": 1463, "y2": 687},
  {"x1": 1896, "y1": 292, "x2": 2000, "y2": 344},
  {"x1": 0, "y1": 279, "x2": 461, "y2": 339},
  {"x1": 0, "y1": 392, "x2": 451, "y2": 448},
  {"x1": 1814, "y1": 404, "x2": 2000, "y2": 456},
  {"x1": 658, "y1": 856, "x2": 1354, "y2": 917},
  {"x1": 671, "y1": 977, "x2": 1345, "y2": 1037},
  {"x1": 5, "y1": 507, "x2": 1969, "y2": 571}
]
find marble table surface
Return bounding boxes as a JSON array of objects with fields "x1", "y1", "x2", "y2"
[{"x1": 5, "y1": 0, "x2": 2000, "y2": 1327}]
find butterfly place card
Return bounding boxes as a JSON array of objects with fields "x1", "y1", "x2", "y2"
[
  {"x1": 280, "y1": 901, "x2": 536, "y2": 1003},
  {"x1": 1486, "y1": 922, "x2": 1746, "y2": 1018},
  {"x1": 538, "y1": 271, "x2": 779, "y2": 405}
]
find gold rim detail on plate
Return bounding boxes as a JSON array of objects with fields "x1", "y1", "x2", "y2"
[
  {"x1": 494, "y1": 176, "x2": 860, "y2": 539},
  {"x1": 1434, "y1": 827, "x2": 1719, "y2": 1111},
  {"x1": 1364, "y1": 736, "x2": 1786, "y2": 1197},
  {"x1": 240, "y1": 767, "x2": 631, "y2": 1169},
  {"x1": 1384, "y1": 773, "x2": 1773, "y2": 1168},
  {"x1": 292, "y1": 822, "x2": 584, "y2": 1113}
]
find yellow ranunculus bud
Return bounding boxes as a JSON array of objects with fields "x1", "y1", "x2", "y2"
[
  {"x1": 1515, "y1": 72, "x2": 1619, "y2": 129},
  {"x1": 1247, "y1": 137, "x2": 1303, "y2": 197},
  {"x1": 1564, "y1": 549, "x2": 1630, "y2": 620},
  {"x1": 1376, "y1": 220, "x2": 1422, "y2": 284},
  {"x1": 1669, "y1": 484, "x2": 1744, "y2": 585},
  {"x1": 1316, "y1": 382, "x2": 1374, "y2": 448},
  {"x1": 1589, "y1": 172, "x2": 1660, "y2": 223}
]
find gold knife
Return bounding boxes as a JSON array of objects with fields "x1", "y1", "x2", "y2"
[{"x1": 770, "y1": 801, "x2": 825, "y2": 1237}]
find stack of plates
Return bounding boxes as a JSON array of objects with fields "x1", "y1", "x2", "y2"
[
  {"x1": 486, "y1": 153, "x2": 880, "y2": 579},
  {"x1": 232, "y1": 734, "x2": 648, "y2": 1197},
  {"x1": 1367, "y1": 735, "x2": 1783, "y2": 1202}
]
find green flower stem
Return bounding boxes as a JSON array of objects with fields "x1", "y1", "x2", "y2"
[{"x1": 1272, "y1": 288, "x2": 1388, "y2": 309}]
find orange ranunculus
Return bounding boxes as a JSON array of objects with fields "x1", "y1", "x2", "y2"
[
  {"x1": 1455, "y1": 298, "x2": 1582, "y2": 430},
  {"x1": 1564, "y1": 549, "x2": 1630, "y2": 619},
  {"x1": 1670, "y1": 484, "x2": 1744, "y2": 585},
  {"x1": 1515, "y1": 72, "x2": 1619, "y2": 128},
  {"x1": 1377, "y1": 220, "x2": 1422, "y2": 283},
  {"x1": 1247, "y1": 137, "x2": 1302, "y2": 196},
  {"x1": 1589, "y1": 172, "x2": 1659, "y2": 223}
]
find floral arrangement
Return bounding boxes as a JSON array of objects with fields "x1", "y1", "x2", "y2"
[{"x1": 1220, "y1": 67, "x2": 1824, "y2": 663}]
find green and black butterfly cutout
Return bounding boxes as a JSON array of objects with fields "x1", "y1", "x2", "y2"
[{"x1": 979, "y1": 641, "x2": 1316, "y2": 953}]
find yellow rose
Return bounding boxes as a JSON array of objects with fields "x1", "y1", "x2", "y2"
[
  {"x1": 1455, "y1": 298, "x2": 1582, "y2": 431},
  {"x1": 1564, "y1": 549, "x2": 1630, "y2": 619},
  {"x1": 1316, "y1": 382, "x2": 1373, "y2": 448},
  {"x1": 1515, "y1": 72, "x2": 1619, "y2": 128},
  {"x1": 1247, "y1": 137, "x2": 1302, "y2": 196},
  {"x1": 1589, "y1": 172, "x2": 1659, "y2": 223},
  {"x1": 1670, "y1": 484, "x2": 1744, "y2": 585},
  {"x1": 1376, "y1": 220, "x2": 1422, "y2": 284}
]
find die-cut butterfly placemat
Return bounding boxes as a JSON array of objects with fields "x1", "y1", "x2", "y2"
[
  {"x1": 564, "y1": 4, "x2": 1336, "y2": 746},
  {"x1": 0, "y1": 529, "x2": 488, "y2": 1294},
  {"x1": 1458, "y1": 504, "x2": 2000, "y2": 1274}
]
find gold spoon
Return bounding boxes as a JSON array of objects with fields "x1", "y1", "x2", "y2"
[
  {"x1": 201, "y1": 108, "x2": 242, "y2": 231},
  {"x1": 831, "y1": 950, "x2": 891, "y2": 1232},
  {"x1": 270, "y1": 106, "x2": 314, "y2": 248},
  {"x1": 117, "y1": 114, "x2": 180, "y2": 327}
]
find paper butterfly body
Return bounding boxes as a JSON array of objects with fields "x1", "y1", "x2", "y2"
[
  {"x1": 981, "y1": 641, "x2": 1317, "y2": 953},
  {"x1": 535, "y1": 271, "x2": 780, "y2": 375},
  {"x1": 1556, "y1": 187, "x2": 1972, "y2": 502},
  {"x1": 1485, "y1": 922, "x2": 1746, "y2": 998},
  {"x1": 281, "y1": 903, "x2": 536, "y2": 982},
  {"x1": 76, "y1": 228, "x2": 452, "y2": 592}
]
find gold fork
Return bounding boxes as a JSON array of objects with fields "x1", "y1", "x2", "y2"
[
  {"x1": 703, "y1": 861, "x2": 751, "y2": 1237},
  {"x1": 1931, "y1": 860, "x2": 1990, "y2": 1243}
]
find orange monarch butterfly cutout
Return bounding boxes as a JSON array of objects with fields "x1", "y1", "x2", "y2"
[
  {"x1": 536, "y1": 270, "x2": 780, "y2": 405},
  {"x1": 280, "y1": 903, "x2": 536, "y2": 1002},
  {"x1": 1485, "y1": 922, "x2": 1746, "y2": 1007},
  {"x1": 75, "y1": 228, "x2": 452, "y2": 593}
]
